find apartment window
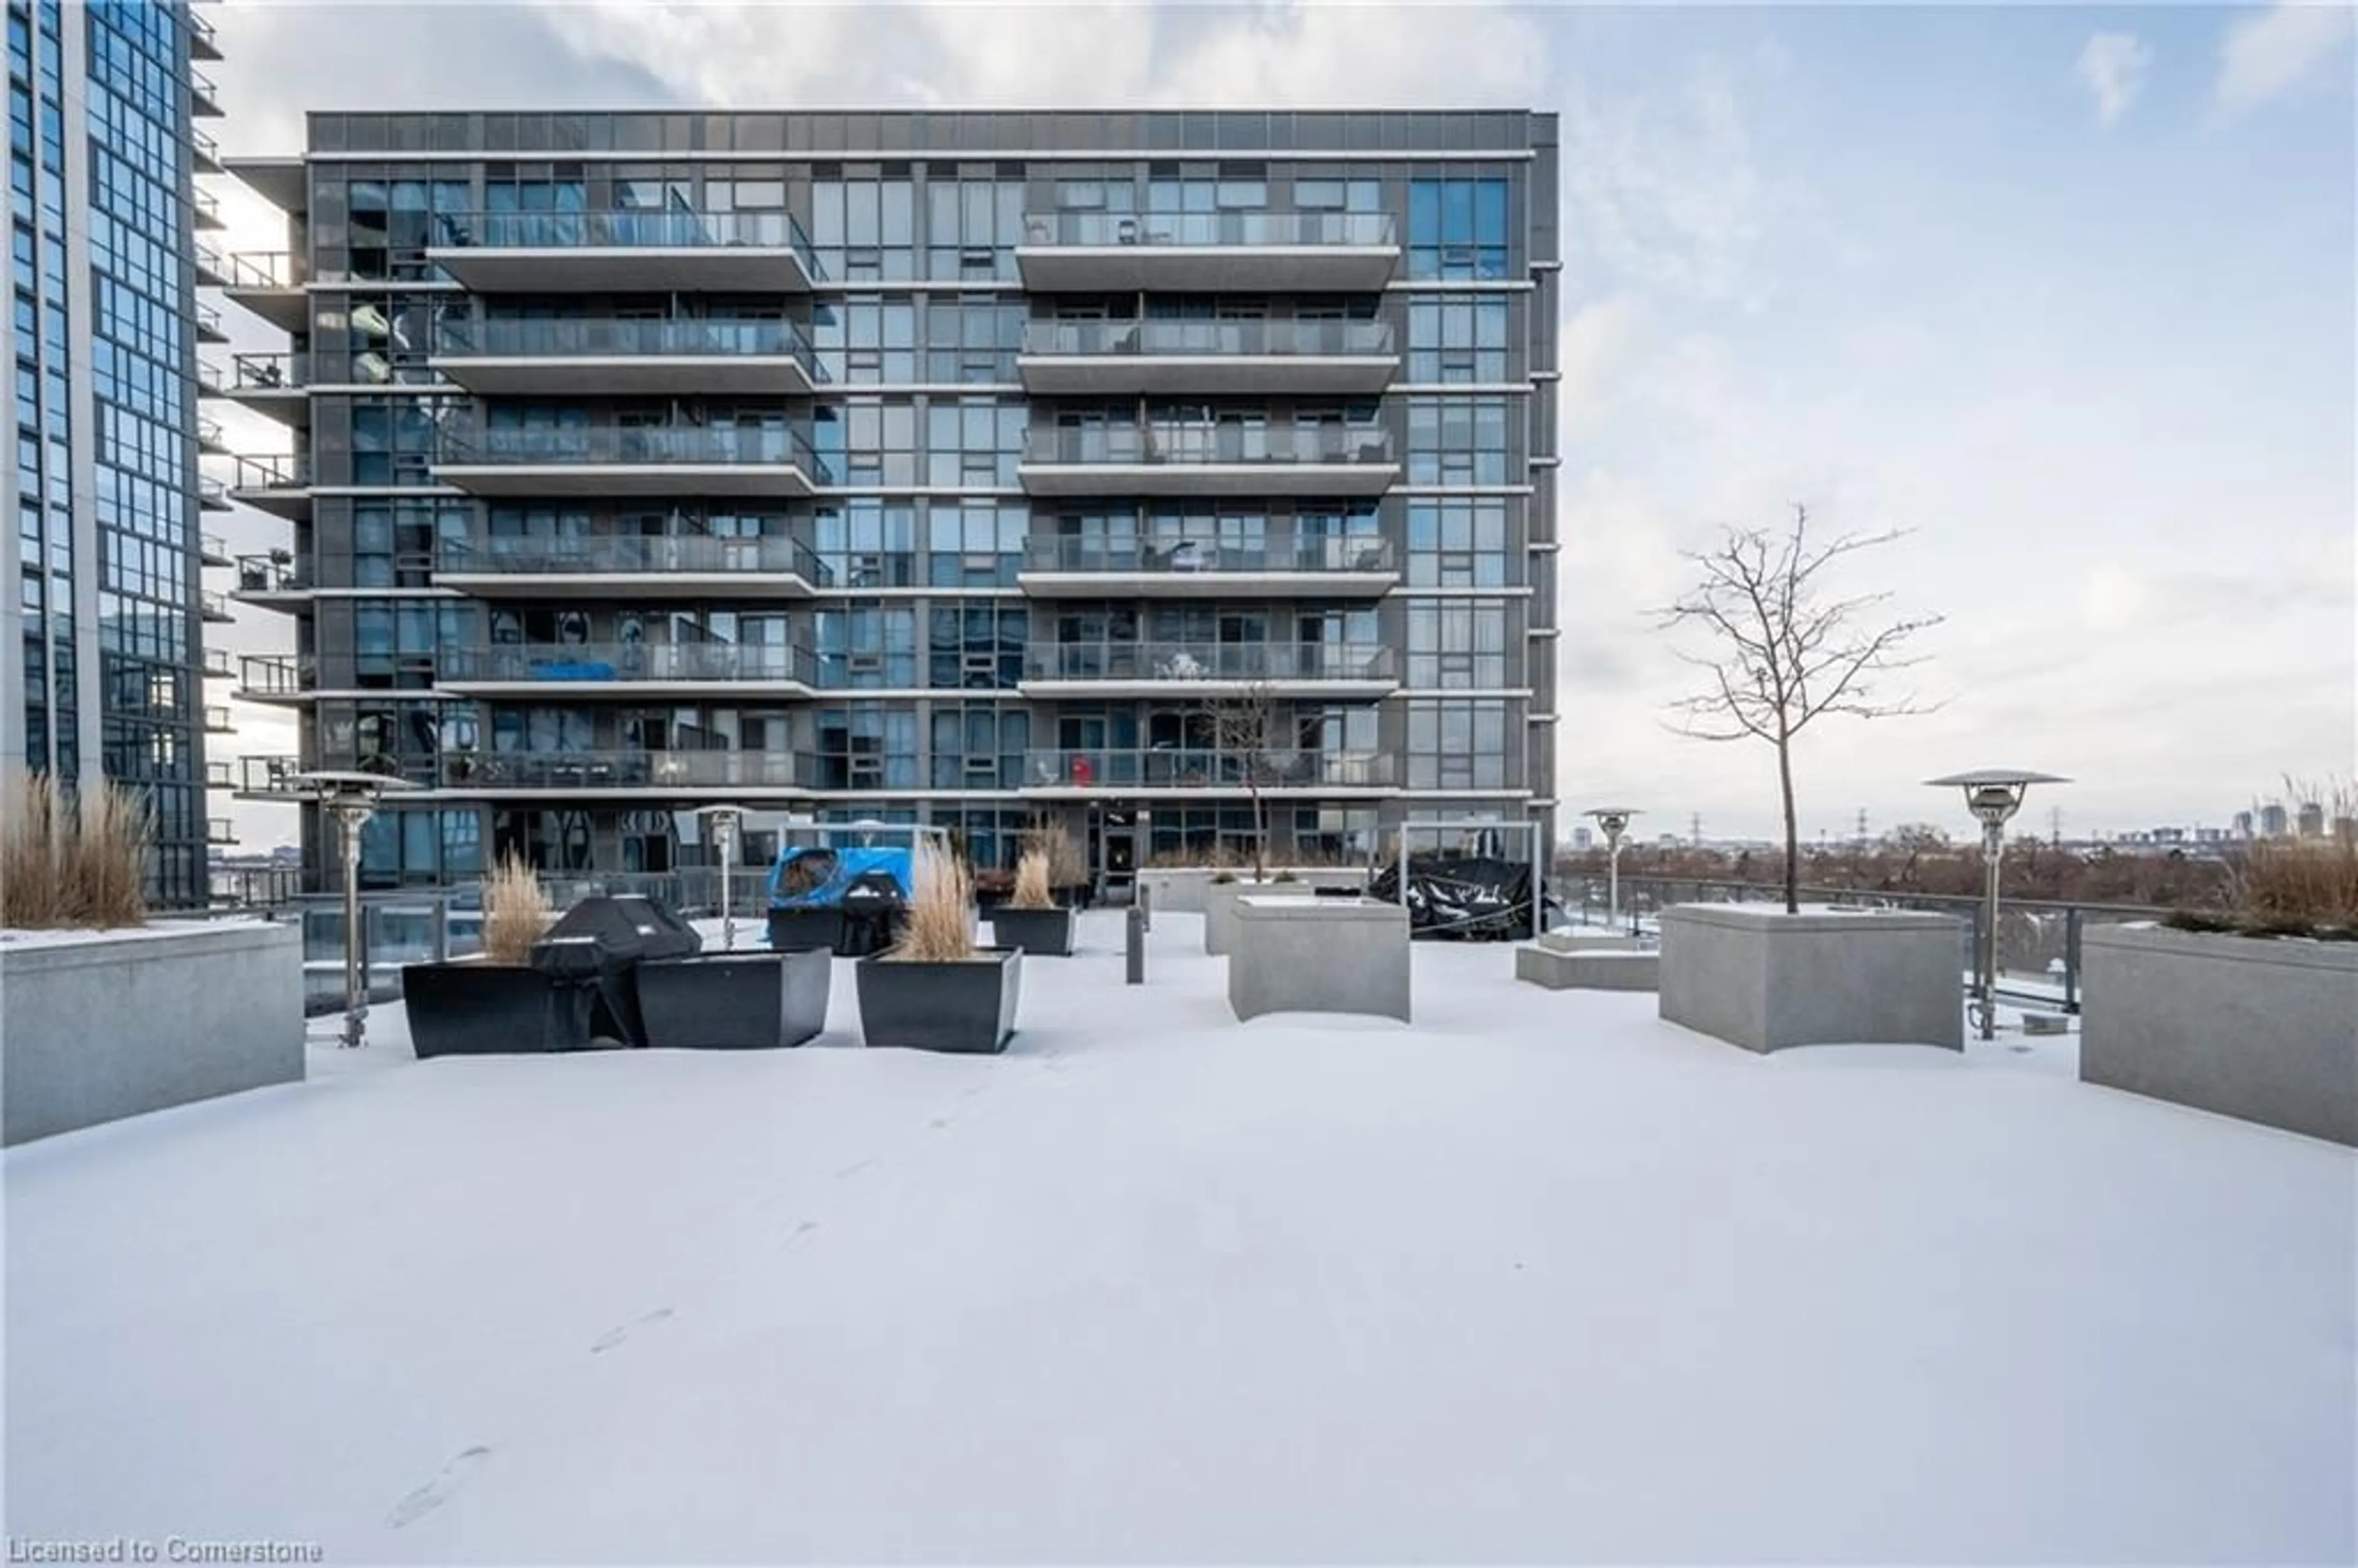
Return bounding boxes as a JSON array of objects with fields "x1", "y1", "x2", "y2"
[
  {"x1": 812, "y1": 177, "x2": 916, "y2": 281},
  {"x1": 814, "y1": 702, "x2": 919, "y2": 790},
  {"x1": 1406, "y1": 397, "x2": 1513, "y2": 486},
  {"x1": 814, "y1": 602, "x2": 916, "y2": 688},
  {"x1": 1407, "y1": 177, "x2": 1510, "y2": 281},
  {"x1": 922, "y1": 297, "x2": 1023, "y2": 384},
  {"x1": 1404, "y1": 698, "x2": 1511, "y2": 790},
  {"x1": 813, "y1": 499, "x2": 916, "y2": 587},
  {"x1": 924, "y1": 176, "x2": 1022, "y2": 281},
  {"x1": 927, "y1": 500, "x2": 1026, "y2": 588},
  {"x1": 928, "y1": 707, "x2": 1029, "y2": 793},
  {"x1": 812, "y1": 297, "x2": 915, "y2": 384},
  {"x1": 1405, "y1": 497, "x2": 1512, "y2": 587},
  {"x1": 813, "y1": 398, "x2": 918, "y2": 486},
  {"x1": 923, "y1": 400, "x2": 1025, "y2": 487},
  {"x1": 927, "y1": 604, "x2": 1024, "y2": 691},
  {"x1": 1406, "y1": 602, "x2": 1510, "y2": 689},
  {"x1": 1407, "y1": 298, "x2": 1510, "y2": 384}
]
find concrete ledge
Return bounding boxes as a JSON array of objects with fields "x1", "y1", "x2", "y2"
[
  {"x1": 1229, "y1": 898, "x2": 1411, "y2": 1022},
  {"x1": 1657, "y1": 904, "x2": 1966, "y2": 1052},
  {"x1": 1143, "y1": 866, "x2": 1366, "y2": 917},
  {"x1": 1203, "y1": 879, "x2": 1318, "y2": 956},
  {"x1": 2080, "y1": 925, "x2": 2358, "y2": 1146},
  {"x1": 1517, "y1": 945, "x2": 1660, "y2": 991},
  {"x1": 1539, "y1": 928, "x2": 1644, "y2": 955},
  {"x1": 2, "y1": 921, "x2": 305, "y2": 1146}
]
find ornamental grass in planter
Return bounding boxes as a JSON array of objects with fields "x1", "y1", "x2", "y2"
[
  {"x1": 986, "y1": 846, "x2": 1076, "y2": 957},
  {"x1": 855, "y1": 839, "x2": 1022, "y2": 1054},
  {"x1": 402, "y1": 853, "x2": 593, "y2": 1057},
  {"x1": 1, "y1": 768, "x2": 150, "y2": 930}
]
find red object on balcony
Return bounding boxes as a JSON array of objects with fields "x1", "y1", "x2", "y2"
[{"x1": 1072, "y1": 756, "x2": 1094, "y2": 787}]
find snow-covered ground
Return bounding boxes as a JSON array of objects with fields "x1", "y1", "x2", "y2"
[{"x1": 7, "y1": 910, "x2": 2352, "y2": 1563}]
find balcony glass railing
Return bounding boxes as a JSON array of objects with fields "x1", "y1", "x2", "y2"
[
  {"x1": 229, "y1": 453, "x2": 311, "y2": 490},
  {"x1": 1022, "y1": 535, "x2": 1395, "y2": 576},
  {"x1": 202, "y1": 705, "x2": 233, "y2": 732},
  {"x1": 227, "y1": 351, "x2": 308, "y2": 391},
  {"x1": 443, "y1": 642, "x2": 822, "y2": 687},
  {"x1": 435, "y1": 316, "x2": 820, "y2": 371},
  {"x1": 1022, "y1": 748, "x2": 1395, "y2": 790},
  {"x1": 1025, "y1": 424, "x2": 1391, "y2": 468},
  {"x1": 236, "y1": 654, "x2": 309, "y2": 697},
  {"x1": 196, "y1": 302, "x2": 225, "y2": 337},
  {"x1": 226, "y1": 250, "x2": 305, "y2": 290},
  {"x1": 208, "y1": 817, "x2": 235, "y2": 844},
  {"x1": 433, "y1": 209, "x2": 817, "y2": 264},
  {"x1": 195, "y1": 243, "x2": 227, "y2": 279},
  {"x1": 192, "y1": 126, "x2": 221, "y2": 165},
  {"x1": 449, "y1": 749, "x2": 804, "y2": 790},
  {"x1": 198, "y1": 589, "x2": 231, "y2": 618},
  {"x1": 235, "y1": 554, "x2": 306, "y2": 593},
  {"x1": 201, "y1": 647, "x2": 233, "y2": 678},
  {"x1": 440, "y1": 423, "x2": 833, "y2": 481},
  {"x1": 1022, "y1": 319, "x2": 1393, "y2": 359},
  {"x1": 200, "y1": 532, "x2": 227, "y2": 561},
  {"x1": 238, "y1": 755, "x2": 305, "y2": 793},
  {"x1": 438, "y1": 533, "x2": 831, "y2": 584},
  {"x1": 1022, "y1": 211, "x2": 1395, "y2": 249},
  {"x1": 1023, "y1": 641, "x2": 1396, "y2": 683},
  {"x1": 205, "y1": 759, "x2": 235, "y2": 788}
]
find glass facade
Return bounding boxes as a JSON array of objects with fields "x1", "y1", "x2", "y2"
[
  {"x1": 4, "y1": 0, "x2": 208, "y2": 906},
  {"x1": 234, "y1": 111, "x2": 1559, "y2": 891}
]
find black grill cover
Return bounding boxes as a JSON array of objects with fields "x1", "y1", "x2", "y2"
[
  {"x1": 1367, "y1": 854, "x2": 1541, "y2": 942},
  {"x1": 532, "y1": 894, "x2": 704, "y2": 963}
]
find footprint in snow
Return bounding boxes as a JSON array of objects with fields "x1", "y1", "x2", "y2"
[
  {"x1": 590, "y1": 1306, "x2": 673, "y2": 1353},
  {"x1": 833, "y1": 1158, "x2": 876, "y2": 1180},
  {"x1": 781, "y1": 1219, "x2": 821, "y2": 1251},
  {"x1": 386, "y1": 1446, "x2": 491, "y2": 1529}
]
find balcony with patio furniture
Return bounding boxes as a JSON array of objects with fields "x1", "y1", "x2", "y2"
[
  {"x1": 1018, "y1": 639, "x2": 1399, "y2": 699},
  {"x1": 1017, "y1": 534, "x2": 1398, "y2": 599}
]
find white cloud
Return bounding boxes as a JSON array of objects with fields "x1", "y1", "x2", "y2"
[
  {"x1": 2215, "y1": 2, "x2": 2357, "y2": 113},
  {"x1": 2077, "y1": 31, "x2": 2154, "y2": 126}
]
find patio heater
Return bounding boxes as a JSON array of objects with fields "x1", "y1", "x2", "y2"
[
  {"x1": 288, "y1": 770, "x2": 419, "y2": 1050},
  {"x1": 695, "y1": 804, "x2": 747, "y2": 952},
  {"x1": 1926, "y1": 770, "x2": 2069, "y2": 1041},
  {"x1": 1582, "y1": 808, "x2": 1641, "y2": 933}
]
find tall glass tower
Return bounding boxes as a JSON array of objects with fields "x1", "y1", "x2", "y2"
[{"x1": 2, "y1": 0, "x2": 224, "y2": 907}]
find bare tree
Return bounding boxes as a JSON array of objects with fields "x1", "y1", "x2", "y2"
[
  {"x1": 1659, "y1": 505, "x2": 1942, "y2": 914},
  {"x1": 1207, "y1": 681, "x2": 1283, "y2": 884}
]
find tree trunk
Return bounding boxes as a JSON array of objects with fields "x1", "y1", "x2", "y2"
[
  {"x1": 1777, "y1": 732, "x2": 1800, "y2": 914},
  {"x1": 1250, "y1": 778, "x2": 1267, "y2": 883}
]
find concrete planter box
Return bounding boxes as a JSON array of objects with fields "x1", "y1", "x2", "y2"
[
  {"x1": 1228, "y1": 898, "x2": 1411, "y2": 1022},
  {"x1": 2, "y1": 922, "x2": 302, "y2": 1146},
  {"x1": 1657, "y1": 904, "x2": 1966, "y2": 1052},
  {"x1": 2080, "y1": 925, "x2": 2358, "y2": 1146},
  {"x1": 986, "y1": 906, "x2": 1076, "y2": 957},
  {"x1": 855, "y1": 949, "x2": 1024, "y2": 1054},
  {"x1": 1539, "y1": 929, "x2": 1646, "y2": 955},
  {"x1": 638, "y1": 950, "x2": 833, "y2": 1050},
  {"x1": 1142, "y1": 867, "x2": 1369, "y2": 917},
  {"x1": 1203, "y1": 879, "x2": 1320, "y2": 956},
  {"x1": 1516, "y1": 946, "x2": 1660, "y2": 992}
]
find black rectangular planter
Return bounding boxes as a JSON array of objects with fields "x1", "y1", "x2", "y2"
[
  {"x1": 986, "y1": 906, "x2": 1076, "y2": 957},
  {"x1": 766, "y1": 907, "x2": 843, "y2": 953},
  {"x1": 637, "y1": 950, "x2": 833, "y2": 1050},
  {"x1": 854, "y1": 949, "x2": 1023, "y2": 1054},
  {"x1": 401, "y1": 962, "x2": 634, "y2": 1057}
]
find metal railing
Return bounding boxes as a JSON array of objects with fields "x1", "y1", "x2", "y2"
[
  {"x1": 227, "y1": 351, "x2": 309, "y2": 391},
  {"x1": 1562, "y1": 875, "x2": 2184, "y2": 1015},
  {"x1": 432, "y1": 208, "x2": 817, "y2": 265},
  {"x1": 1022, "y1": 210, "x2": 1396, "y2": 249},
  {"x1": 229, "y1": 453, "x2": 311, "y2": 491},
  {"x1": 236, "y1": 653, "x2": 309, "y2": 698},
  {"x1": 201, "y1": 646, "x2": 233, "y2": 678},
  {"x1": 196, "y1": 302, "x2": 225, "y2": 338},
  {"x1": 197, "y1": 416, "x2": 225, "y2": 449},
  {"x1": 1025, "y1": 424, "x2": 1391, "y2": 467},
  {"x1": 201, "y1": 704, "x2": 233, "y2": 732},
  {"x1": 188, "y1": 12, "x2": 219, "y2": 52},
  {"x1": 443, "y1": 641, "x2": 822, "y2": 686},
  {"x1": 225, "y1": 250, "x2": 305, "y2": 290},
  {"x1": 195, "y1": 243, "x2": 227, "y2": 281},
  {"x1": 190, "y1": 68, "x2": 220, "y2": 109},
  {"x1": 198, "y1": 475, "x2": 230, "y2": 507},
  {"x1": 207, "y1": 817, "x2": 235, "y2": 844},
  {"x1": 234, "y1": 553, "x2": 306, "y2": 592},
  {"x1": 200, "y1": 532, "x2": 227, "y2": 561},
  {"x1": 1022, "y1": 748, "x2": 1395, "y2": 789},
  {"x1": 204, "y1": 759, "x2": 235, "y2": 788},
  {"x1": 198, "y1": 589, "x2": 232, "y2": 619},
  {"x1": 192, "y1": 126, "x2": 221, "y2": 166},
  {"x1": 435, "y1": 316, "x2": 819, "y2": 369},
  {"x1": 1022, "y1": 640, "x2": 1396, "y2": 683},
  {"x1": 1022, "y1": 318, "x2": 1393, "y2": 359},
  {"x1": 439, "y1": 422, "x2": 830, "y2": 479},
  {"x1": 1022, "y1": 535, "x2": 1395, "y2": 576},
  {"x1": 238, "y1": 754, "x2": 305, "y2": 793},
  {"x1": 451, "y1": 749, "x2": 805, "y2": 790},
  {"x1": 437, "y1": 533, "x2": 831, "y2": 584},
  {"x1": 192, "y1": 188, "x2": 222, "y2": 227}
]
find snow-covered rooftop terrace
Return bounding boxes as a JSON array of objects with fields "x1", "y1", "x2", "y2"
[{"x1": 7, "y1": 909, "x2": 2352, "y2": 1562}]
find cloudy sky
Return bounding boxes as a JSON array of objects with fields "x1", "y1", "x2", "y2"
[{"x1": 203, "y1": 2, "x2": 2356, "y2": 846}]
